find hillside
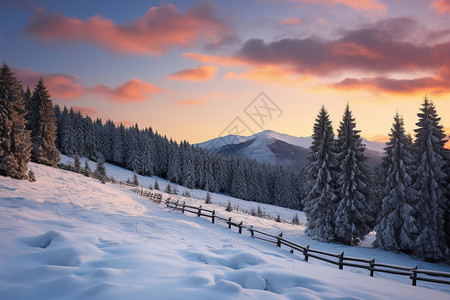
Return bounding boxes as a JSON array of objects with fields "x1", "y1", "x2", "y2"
[
  {"x1": 1, "y1": 160, "x2": 449, "y2": 299},
  {"x1": 198, "y1": 130, "x2": 385, "y2": 168}
]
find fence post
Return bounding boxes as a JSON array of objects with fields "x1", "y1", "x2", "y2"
[
  {"x1": 211, "y1": 210, "x2": 215, "y2": 224},
  {"x1": 175, "y1": 200, "x2": 179, "y2": 210},
  {"x1": 249, "y1": 225, "x2": 254, "y2": 237},
  {"x1": 228, "y1": 217, "x2": 232, "y2": 229},
  {"x1": 197, "y1": 205, "x2": 202, "y2": 217},
  {"x1": 338, "y1": 251, "x2": 344, "y2": 270},
  {"x1": 166, "y1": 199, "x2": 169, "y2": 207},
  {"x1": 369, "y1": 258, "x2": 375, "y2": 277},
  {"x1": 238, "y1": 221, "x2": 243, "y2": 234},
  {"x1": 276, "y1": 232, "x2": 283, "y2": 248},
  {"x1": 411, "y1": 266, "x2": 418, "y2": 286},
  {"x1": 181, "y1": 202, "x2": 185, "y2": 213},
  {"x1": 303, "y1": 245, "x2": 310, "y2": 262}
]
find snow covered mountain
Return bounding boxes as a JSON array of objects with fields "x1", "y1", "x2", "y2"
[{"x1": 198, "y1": 130, "x2": 385, "y2": 168}]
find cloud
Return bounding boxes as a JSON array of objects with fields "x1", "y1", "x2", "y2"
[
  {"x1": 24, "y1": 2, "x2": 233, "y2": 55},
  {"x1": 182, "y1": 52, "x2": 247, "y2": 67},
  {"x1": 13, "y1": 67, "x2": 84, "y2": 100},
  {"x1": 432, "y1": 0, "x2": 450, "y2": 14},
  {"x1": 71, "y1": 106, "x2": 99, "y2": 117},
  {"x1": 168, "y1": 65, "x2": 217, "y2": 81},
  {"x1": 174, "y1": 98, "x2": 208, "y2": 106},
  {"x1": 289, "y1": 0, "x2": 387, "y2": 14},
  {"x1": 225, "y1": 65, "x2": 310, "y2": 86},
  {"x1": 212, "y1": 17, "x2": 450, "y2": 94},
  {"x1": 278, "y1": 18, "x2": 303, "y2": 26},
  {"x1": 91, "y1": 79, "x2": 163, "y2": 103}
]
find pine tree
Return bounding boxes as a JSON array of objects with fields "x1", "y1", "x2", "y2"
[
  {"x1": 230, "y1": 160, "x2": 247, "y2": 200},
  {"x1": 84, "y1": 159, "x2": 91, "y2": 176},
  {"x1": 334, "y1": 104, "x2": 373, "y2": 245},
  {"x1": 29, "y1": 79, "x2": 60, "y2": 166},
  {"x1": 205, "y1": 191, "x2": 212, "y2": 204},
  {"x1": 413, "y1": 98, "x2": 448, "y2": 261},
  {"x1": 373, "y1": 113, "x2": 417, "y2": 253},
  {"x1": 154, "y1": 178, "x2": 160, "y2": 190},
  {"x1": 303, "y1": 106, "x2": 338, "y2": 242},
  {"x1": 181, "y1": 146, "x2": 195, "y2": 188},
  {"x1": 133, "y1": 173, "x2": 139, "y2": 186},
  {"x1": 0, "y1": 62, "x2": 32, "y2": 179},
  {"x1": 95, "y1": 160, "x2": 107, "y2": 181},
  {"x1": 165, "y1": 182, "x2": 172, "y2": 194},
  {"x1": 28, "y1": 168, "x2": 36, "y2": 182},
  {"x1": 74, "y1": 155, "x2": 81, "y2": 173},
  {"x1": 226, "y1": 200, "x2": 233, "y2": 212}
]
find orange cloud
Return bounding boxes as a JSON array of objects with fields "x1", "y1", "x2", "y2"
[
  {"x1": 279, "y1": 18, "x2": 302, "y2": 26},
  {"x1": 290, "y1": 0, "x2": 387, "y2": 14},
  {"x1": 13, "y1": 67, "x2": 84, "y2": 100},
  {"x1": 168, "y1": 65, "x2": 217, "y2": 81},
  {"x1": 91, "y1": 79, "x2": 162, "y2": 103},
  {"x1": 71, "y1": 106, "x2": 99, "y2": 117},
  {"x1": 225, "y1": 65, "x2": 310, "y2": 86},
  {"x1": 25, "y1": 2, "x2": 233, "y2": 55},
  {"x1": 182, "y1": 52, "x2": 247, "y2": 67},
  {"x1": 174, "y1": 98, "x2": 207, "y2": 106},
  {"x1": 432, "y1": 0, "x2": 450, "y2": 14}
]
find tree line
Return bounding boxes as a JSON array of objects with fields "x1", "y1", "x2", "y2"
[
  {"x1": 52, "y1": 105, "x2": 303, "y2": 209},
  {"x1": 303, "y1": 102, "x2": 449, "y2": 261}
]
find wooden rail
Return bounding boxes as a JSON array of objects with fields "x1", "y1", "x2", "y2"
[{"x1": 149, "y1": 198, "x2": 450, "y2": 288}]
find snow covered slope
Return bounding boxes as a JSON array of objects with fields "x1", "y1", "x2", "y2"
[
  {"x1": 198, "y1": 130, "x2": 385, "y2": 168},
  {"x1": 1, "y1": 162, "x2": 449, "y2": 299}
]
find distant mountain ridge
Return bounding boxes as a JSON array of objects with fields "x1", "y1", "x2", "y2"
[{"x1": 198, "y1": 130, "x2": 385, "y2": 169}]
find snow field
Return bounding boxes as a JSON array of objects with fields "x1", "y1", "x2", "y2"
[{"x1": 0, "y1": 161, "x2": 449, "y2": 299}]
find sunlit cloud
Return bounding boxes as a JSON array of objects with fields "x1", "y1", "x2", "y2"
[
  {"x1": 13, "y1": 67, "x2": 84, "y2": 100},
  {"x1": 431, "y1": 0, "x2": 450, "y2": 14},
  {"x1": 174, "y1": 98, "x2": 208, "y2": 106},
  {"x1": 225, "y1": 65, "x2": 311, "y2": 86},
  {"x1": 24, "y1": 2, "x2": 233, "y2": 55},
  {"x1": 182, "y1": 52, "x2": 247, "y2": 67},
  {"x1": 91, "y1": 79, "x2": 163, "y2": 103},
  {"x1": 278, "y1": 18, "x2": 302, "y2": 26},
  {"x1": 168, "y1": 65, "x2": 217, "y2": 81},
  {"x1": 289, "y1": 0, "x2": 387, "y2": 14},
  {"x1": 71, "y1": 106, "x2": 99, "y2": 117}
]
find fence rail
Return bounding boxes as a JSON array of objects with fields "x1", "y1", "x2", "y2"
[{"x1": 132, "y1": 189, "x2": 450, "y2": 289}]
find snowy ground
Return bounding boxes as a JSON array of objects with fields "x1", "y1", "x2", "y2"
[{"x1": 0, "y1": 160, "x2": 449, "y2": 299}]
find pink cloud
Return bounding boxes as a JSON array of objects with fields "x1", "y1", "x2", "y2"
[
  {"x1": 278, "y1": 18, "x2": 302, "y2": 26},
  {"x1": 289, "y1": 0, "x2": 387, "y2": 14},
  {"x1": 13, "y1": 67, "x2": 84, "y2": 100},
  {"x1": 24, "y1": 2, "x2": 233, "y2": 55},
  {"x1": 71, "y1": 106, "x2": 99, "y2": 117},
  {"x1": 432, "y1": 0, "x2": 450, "y2": 14},
  {"x1": 168, "y1": 65, "x2": 217, "y2": 81},
  {"x1": 174, "y1": 98, "x2": 208, "y2": 106},
  {"x1": 91, "y1": 79, "x2": 163, "y2": 103}
]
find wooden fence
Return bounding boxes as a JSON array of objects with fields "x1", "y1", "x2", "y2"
[{"x1": 117, "y1": 185, "x2": 450, "y2": 289}]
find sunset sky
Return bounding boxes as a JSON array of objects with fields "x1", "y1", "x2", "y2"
[{"x1": 1, "y1": 0, "x2": 450, "y2": 144}]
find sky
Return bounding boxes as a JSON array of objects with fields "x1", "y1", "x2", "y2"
[{"x1": 1, "y1": 0, "x2": 450, "y2": 144}]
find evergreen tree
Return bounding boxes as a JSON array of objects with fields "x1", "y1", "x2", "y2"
[
  {"x1": 28, "y1": 168, "x2": 36, "y2": 182},
  {"x1": 373, "y1": 113, "x2": 417, "y2": 253},
  {"x1": 230, "y1": 160, "x2": 247, "y2": 199},
  {"x1": 154, "y1": 178, "x2": 160, "y2": 190},
  {"x1": 334, "y1": 104, "x2": 373, "y2": 245},
  {"x1": 0, "y1": 62, "x2": 32, "y2": 179},
  {"x1": 29, "y1": 79, "x2": 60, "y2": 166},
  {"x1": 165, "y1": 182, "x2": 172, "y2": 194},
  {"x1": 84, "y1": 159, "x2": 91, "y2": 176},
  {"x1": 303, "y1": 106, "x2": 338, "y2": 242},
  {"x1": 226, "y1": 200, "x2": 233, "y2": 212},
  {"x1": 60, "y1": 107, "x2": 76, "y2": 156},
  {"x1": 95, "y1": 159, "x2": 107, "y2": 181},
  {"x1": 205, "y1": 191, "x2": 212, "y2": 204},
  {"x1": 133, "y1": 173, "x2": 139, "y2": 186},
  {"x1": 181, "y1": 146, "x2": 195, "y2": 188},
  {"x1": 74, "y1": 155, "x2": 81, "y2": 173},
  {"x1": 413, "y1": 98, "x2": 448, "y2": 261}
]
